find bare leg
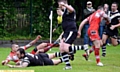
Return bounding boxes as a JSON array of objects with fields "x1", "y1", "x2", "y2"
[
  {"x1": 101, "y1": 34, "x2": 108, "y2": 57},
  {"x1": 48, "y1": 53, "x2": 56, "y2": 59},
  {"x1": 93, "y1": 40, "x2": 103, "y2": 66},
  {"x1": 52, "y1": 59, "x2": 62, "y2": 65},
  {"x1": 110, "y1": 37, "x2": 118, "y2": 46},
  {"x1": 36, "y1": 43, "x2": 48, "y2": 50}
]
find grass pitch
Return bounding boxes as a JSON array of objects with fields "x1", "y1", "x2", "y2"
[{"x1": 0, "y1": 45, "x2": 120, "y2": 72}]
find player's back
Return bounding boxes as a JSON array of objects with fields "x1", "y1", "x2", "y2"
[
  {"x1": 88, "y1": 10, "x2": 104, "y2": 30},
  {"x1": 22, "y1": 53, "x2": 43, "y2": 66}
]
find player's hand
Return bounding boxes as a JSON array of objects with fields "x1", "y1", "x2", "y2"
[
  {"x1": 53, "y1": 28, "x2": 56, "y2": 32},
  {"x1": 2, "y1": 60, "x2": 6, "y2": 65},
  {"x1": 36, "y1": 35, "x2": 42, "y2": 40},
  {"x1": 77, "y1": 32, "x2": 81, "y2": 38},
  {"x1": 16, "y1": 61, "x2": 22, "y2": 65},
  {"x1": 92, "y1": 9, "x2": 95, "y2": 12},
  {"x1": 110, "y1": 25, "x2": 116, "y2": 30},
  {"x1": 6, "y1": 64, "x2": 14, "y2": 68},
  {"x1": 59, "y1": 2, "x2": 65, "y2": 6}
]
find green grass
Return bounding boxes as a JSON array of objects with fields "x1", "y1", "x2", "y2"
[{"x1": 0, "y1": 45, "x2": 120, "y2": 72}]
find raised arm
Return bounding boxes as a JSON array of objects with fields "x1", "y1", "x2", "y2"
[
  {"x1": 59, "y1": 2, "x2": 74, "y2": 13},
  {"x1": 20, "y1": 35, "x2": 41, "y2": 50}
]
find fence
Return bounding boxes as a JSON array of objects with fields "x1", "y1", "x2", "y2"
[{"x1": 0, "y1": 1, "x2": 31, "y2": 37}]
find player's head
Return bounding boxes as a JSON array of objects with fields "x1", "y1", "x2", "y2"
[
  {"x1": 16, "y1": 48, "x2": 25, "y2": 59},
  {"x1": 104, "y1": 4, "x2": 109, "y2": 9},
  {"x1": 111, "y1": 2, "x2": 118, "y2": 12},
  {"x1": 58, "y1": 0, "x2": 68, "y2": 10},
  {"x1": 57, "y1": 8, "x2": 62, "y2": 16},
  {"x1": 97, "y1": 5, "x2": 104, "y2": 11},
  {"x1": 11, "y1": 44, "x2": 19, "y2": 52},
  {"x1": 87, "y1": 1, "x2": 92, "y2": 8}
]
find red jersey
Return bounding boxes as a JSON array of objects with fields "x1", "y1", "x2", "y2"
[
  {"x1": 87, "y1": 10, "x2": 105, "y2": 30},
  {"x1": 4, "y1": 44, "x2": 31, "y2": 64},
  {"x1": 5, "y1": 51, "x2": 19, "y2": 63}
]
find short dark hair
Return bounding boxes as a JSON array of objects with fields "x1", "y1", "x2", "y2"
[
  {"x1": 98, "y1": 5, "x2": 103, "y2": 9},
  {"x1": 112, "y1": 2, "x2": 118, "y2": 6},
  {"x1": 58, "y1": 0, "x2": 67, "y2": 3},
  {"x1": 11, "y1": 44, "x2": 17, "y2": 48},
  {"x1": 17, "y1": 48, "x2": 25, "y2": 55}
]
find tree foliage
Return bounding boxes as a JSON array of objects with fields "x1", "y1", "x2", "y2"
[{"x1": 0, "y1": 0, "x2": 120, "y2": 40}]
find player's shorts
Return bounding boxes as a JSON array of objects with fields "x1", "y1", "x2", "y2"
[
  {"x1": 62, "y1": 31, "x2": 77, "y2": 44},
  {"x1": 88, "y1": 29, "x2": 100, "y2": 41},
  {"x1": 103, "y1": 28, "x2": 118, "y2": 39},
  {"x1": 39, "y1": 53, "x2": 54, "y2": 65}
]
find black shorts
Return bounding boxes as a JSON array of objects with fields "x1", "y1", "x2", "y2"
[
  {"x1": 62, "y1": 31, "x2": 77, "y2": 44},
  {"x1": 103, "y1": 28, "x2": 118, "y2": 39},
  {"x1": 39, "y1": 53, "x2": 54, "y2": 66}
]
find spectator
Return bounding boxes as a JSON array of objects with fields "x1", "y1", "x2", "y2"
[
  {"x1": 100, "y1": 4, "x2": 111, "y2": 46},
  {"x1": 83, "y1": 1, "x2": 95, "y2": 46},
  {"x1": 99, "y1": 4, "x2": 109, "y2": 39}
]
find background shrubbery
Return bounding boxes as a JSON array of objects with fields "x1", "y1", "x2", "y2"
[{"x1": 0, "y1": 0, "x2": 120, "y2": 40}]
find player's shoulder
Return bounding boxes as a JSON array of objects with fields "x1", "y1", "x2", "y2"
[{"x1": 9, "y1": 51, "x2": 16, "y2": 56}]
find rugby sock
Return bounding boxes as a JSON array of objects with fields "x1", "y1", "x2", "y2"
[
  {"x1": 43, "y1": 48, "x2": 50, "y2": 53},
  {"x1": 55, "y1": 52, "x2": 61, "y2": 57},
  {"x1": 83, "y1": 46, "x2": 94, "y2": 56},
  {"x1": 102, "y1": 44, "x2": 106, "y2": 57},
  {"x1": 117, "y1": 39, "x2": 120, "y2": 44},
  {"x1": 89, "y1": 47, "x2": 94, "y2": 53},
  {"x1": 61, "y1": 52, "x2": 71, "y2": 66},
  {"x1": 59, "y1": 58, "x2": 63, "y2": 63},
  {"x1": 69, "y1": 45, "x2": 88, "y2": 54},
  {"x1": 94, "y1": 48, "x2": 100, "y2": 63},
  {"x1": 31, "y1": 48, "x2": 38, "y2": 54},
  {"x1": 43, "y1": 44, "x2": 54, "y2": 53},
  {"x1": 55, "y1": 52, "x2": 74, "y2": 61}
]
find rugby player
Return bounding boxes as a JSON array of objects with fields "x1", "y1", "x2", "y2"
[
  {"x1": 102, "y1": 2, "x2": 120, "y2": 57},
  {"x1": 78, "y1": 5, "x2": 110, "y2": 66},
  {"x1": 6, "y1": 48, "x2": 63, "y2": 68}
]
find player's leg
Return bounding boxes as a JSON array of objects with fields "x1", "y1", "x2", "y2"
[
  {"x1": 47, "y1": 53, "x2": 58, "y2": 59},
  {"x1": 52, "y1": 59, "x2": 63, "y2": 65},
  {"x1": 101, "y1": 34, "x2": 108, "y2": 57},
  {"x1": 82, "y1": 46, "x2": 95, "y2": 61},
  {"x1": 60, "y1": 39, "x2": 72, "y2": 69},
  {"x1": 59, "y1": 31, "x2": 77, "y2": 70},
  {"x1": 87, "y1": 30, "x2": 103, "y2": 66},
  {"x1": 31, "y1": 43, "x2": 48, "y2": 54},
  {"x1": 110, "y1": 36, "x2": 120, "y2": 46},
  {"x1": 41, "y1": 53, "x2": 62, "y2": 66},
  {"x1": 93, "y1": 40, "x2": 103, "y2": 66},
  {"x1": 68, "y1": 44, "x2": 89, "y2": 56}
]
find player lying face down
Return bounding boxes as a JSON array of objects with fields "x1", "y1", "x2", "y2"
[{"x1": 6, "y1": 48, "x2": 63, "y2": 68}]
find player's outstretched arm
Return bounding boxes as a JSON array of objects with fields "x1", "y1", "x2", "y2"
[
  {"x1": 2, "y1": 54, "x2": 13, "y2": 65},
  {"x1": 28, "y1": 35, "x2": 41, "y2": 46},
  {"x1": 21, "y1": 35, "x2": 41, "y2": 50},
  {"x1": 7, "y1": 62, "x2": 28, "y2": 68},
  {"x1": 78, "y1": 19, "x2": 88, "y2": 38},
  {"x1": 2, "y1": 60, "x2": 9, "y2": 65}
]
